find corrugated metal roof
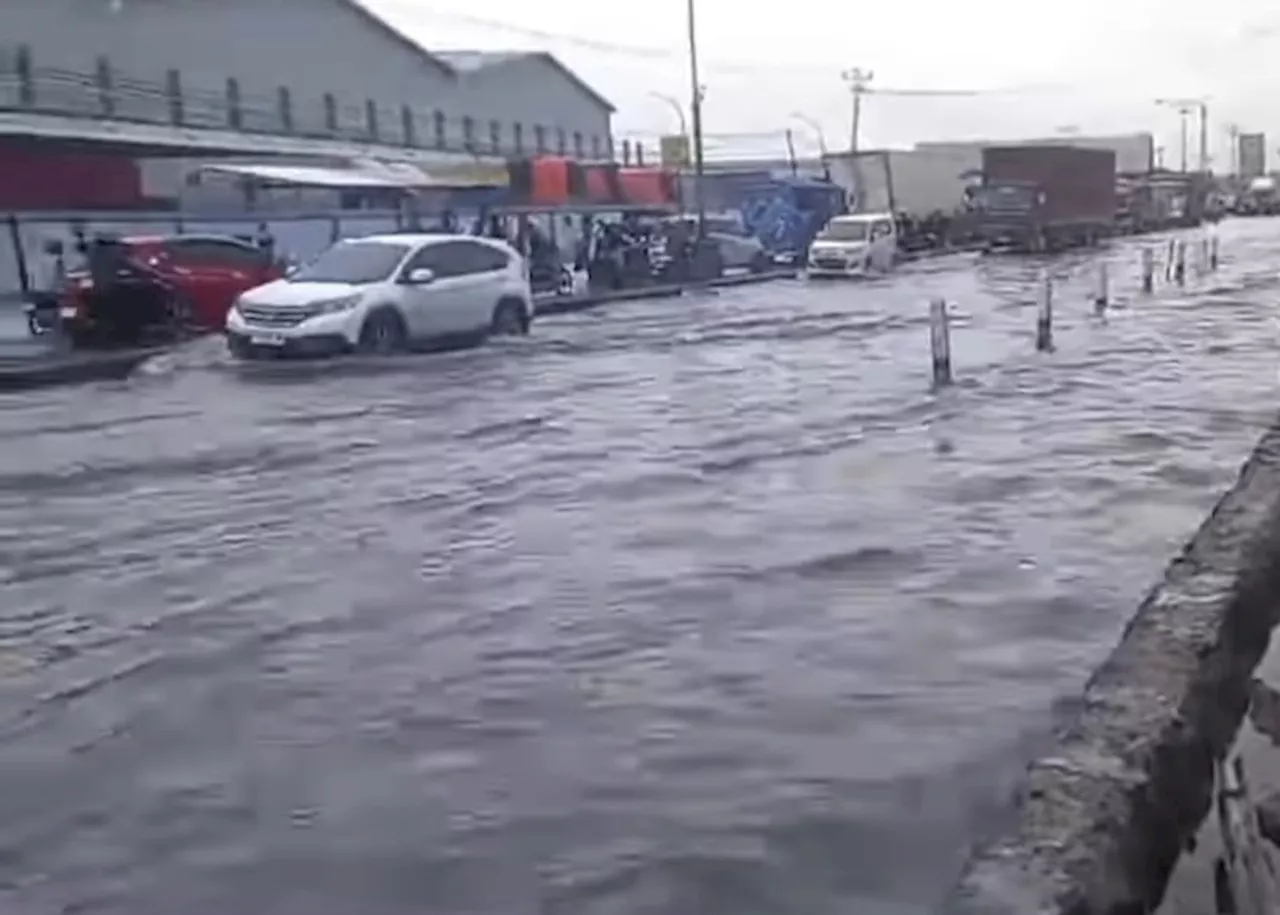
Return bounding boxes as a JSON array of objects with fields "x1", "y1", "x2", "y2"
[
  {"x1": 434, "y1": 51, "x2": 528, "y2": 73},
  {"x1": 433, "y1": 50, "x2": 615, "y2": 113},
  {"x1": 345, "y1": 6, "x2": 614, "y2": 113}
]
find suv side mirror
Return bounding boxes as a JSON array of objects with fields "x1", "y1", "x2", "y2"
[{"x1": 406, "y1": 267, "x2": 435, "y2": 284}]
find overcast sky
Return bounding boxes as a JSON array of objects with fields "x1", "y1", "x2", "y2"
[{"x1": 366, "y1": 0, "x2": 1280, "y2": 168}]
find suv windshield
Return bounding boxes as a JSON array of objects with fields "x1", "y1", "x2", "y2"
[
  {"x1": 290, "y1": 241, "x2": 410, "y2": 284},
  {"x1": 818, "y1": 221, "x2": 870, "y2": 242}
]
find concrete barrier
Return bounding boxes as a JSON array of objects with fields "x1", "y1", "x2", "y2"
[{"x1": 946, "y1": 419, "x2": 1280, "y2": 914}]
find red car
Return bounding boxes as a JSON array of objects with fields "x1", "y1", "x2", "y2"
[{"x1": 56, "y1": 234, "x2": 285, "y2": 346}]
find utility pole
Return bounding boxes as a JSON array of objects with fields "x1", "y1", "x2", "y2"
[
  {"x1": 685, "y1": 0, "x2": 706, "y2": 241},
  {"x1": 842, "y1": 67, "x2": 874, "y2": 153}
]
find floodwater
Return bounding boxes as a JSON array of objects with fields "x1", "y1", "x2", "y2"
[{"x1": 1, "y1": 220, "x2": 1278, "y2": 915}]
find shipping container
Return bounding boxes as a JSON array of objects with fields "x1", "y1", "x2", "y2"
[
  {"x1": 975, "y1": 145, "x2": 1116, "y2": 251},
  {"x1": 0, "y1": 142, "x2": 144, "y2": 210},
  {"x1": 827, "y1": 147, "x2": 981, "y2": 217},
  {"x1": 916, "y1": 132, "x2": 1153, "y2": 176}
]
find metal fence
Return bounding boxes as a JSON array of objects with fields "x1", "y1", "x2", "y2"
[{"x1": 0, "y1": 44, "x2": 648, "y2": 164}]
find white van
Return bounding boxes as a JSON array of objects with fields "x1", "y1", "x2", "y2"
[{"x1": 806, "y1": 212, "x2": 898, "y2": 278}]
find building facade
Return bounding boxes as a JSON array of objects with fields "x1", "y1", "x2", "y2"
[{"x1": 0, "y1": 0, "x2": 614, "y2": 161}]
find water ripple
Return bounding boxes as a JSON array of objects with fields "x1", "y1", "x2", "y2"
[{"x1": 0, "y1": 220, "x2": 1277, "y2": 914}]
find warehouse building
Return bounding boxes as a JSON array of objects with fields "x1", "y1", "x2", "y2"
[{"x1": 0, "y1": 0, "x2": 617, "y2": 207}]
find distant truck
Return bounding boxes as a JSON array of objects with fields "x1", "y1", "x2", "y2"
[{"x1": 973, "y1": 145, "x2": 1117, "y2": 252}]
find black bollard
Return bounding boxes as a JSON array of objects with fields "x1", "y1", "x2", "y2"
[
  {"x1": 929, "y1": 298, "x2": 952, "y2": 387},
  {"x1": 1036, "y1": 272, "x2": 1053, "y2": 352}
]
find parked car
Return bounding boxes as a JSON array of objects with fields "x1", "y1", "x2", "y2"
[
  {"x1": 42, "y1": 233, "x2": 283, "y2": 348},
  {"x1": 225, "y1": 233, "x2": 534, "y2": 359},
  {"x1": 657, "y1": 215, "x2": 772, "y2": 273}
]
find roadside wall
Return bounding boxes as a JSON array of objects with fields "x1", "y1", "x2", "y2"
[{"x1": 945, "y1": 420, "x2": 1280, "y2": 912}]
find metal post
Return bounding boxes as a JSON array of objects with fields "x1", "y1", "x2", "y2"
[
  {"x1": 1174, "y1": 240, "x2": 1186, "y2": 285},
  {"x1": 1141, "y1": 247, "x2": 1154, "y2": 293},
  {"x1": 1198, "y1": 101, "x2": 1209, "y2": 173},
  {"x1": 6, "y1": 214, "x2": 29, "y2": 297},
  {"x1": 1036, "y1": 272, "x2": 1053, "y2": 352},
  {"x1": 929, "y1": 299, "x2": 952, "y2": 387},
  {"x1": 1094, "y1": 261, "x2": 1109, "y2": 312}
]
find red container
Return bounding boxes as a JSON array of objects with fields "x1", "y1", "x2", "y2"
[
  {"x1": 618, "y1": 167, "x2": 676, "y2": 206},
  {"x1": 0, "y1": 141, "x2": 143, "y2": 210}
]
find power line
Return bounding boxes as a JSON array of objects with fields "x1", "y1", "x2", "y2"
[{"x1": 364, "y1": 1, "x2": 1085, "y2": 90}]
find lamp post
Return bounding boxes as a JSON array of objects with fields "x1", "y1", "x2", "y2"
[
  {"x1": 650, "y1": 92, "x2": 688, "y2": 139},
  {"x1": 651, "y1": 92, "x2": 690, "y2": 211},
  {"x1": 790, "y1": 112, "x2": 830, "y2": 176}
]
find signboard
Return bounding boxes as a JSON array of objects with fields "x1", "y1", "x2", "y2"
[
  {"x1": 1239, "y1": 133, "x2": 1267, "y2": 178},
  {"x1": 660, "y1": 134, "x2": 690, "y2": 168}
]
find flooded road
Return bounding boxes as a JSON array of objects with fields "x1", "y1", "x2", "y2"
[{"x1": 1, "y1": 219, "x2": 1278, "y2": 915}]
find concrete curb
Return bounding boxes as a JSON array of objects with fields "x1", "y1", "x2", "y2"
[
  {"x1": 946, "y1": 420, "x2": 1280, "y2": 913},
  {"x1": 0, "y1": 347, "x2": 166, "y2": 392},
  {"x1": 535, "y1": 269, "x2": 797, "y2": 317}
]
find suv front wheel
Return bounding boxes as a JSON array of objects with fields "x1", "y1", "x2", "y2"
[{"x1": 490, "y1": 299, "x2": 529, "y2": 336}]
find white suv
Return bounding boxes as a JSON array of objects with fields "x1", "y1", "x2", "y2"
[{"x1": 225, "y1": 233, "x2": 534, "y2": 358}]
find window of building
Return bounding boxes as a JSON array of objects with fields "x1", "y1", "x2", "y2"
[
  {"x1": 573, "y1": 132, "x2": 584, "y2": 158},
  {"x1": 513, "y1": 123, "x2": 524, "y2": 153},
  {"x1": 462, "y1": 116, "x2": 475, "y2": 152},
  {"x1": 556, "y1": 127, "x2": 566, "y2": 155},
  {"x1": 534, "y1": 125, "x2": 546, "y2": 154},
  {"x1": 434, "y1": 110, "x2": 446, "y2": 149},
  {"x1": 365, "y1": 99, "x2": 379, "y2": 139},
  {"x1": 591, "y1": 135, "x2": 601, "y2": 159},
  {"x1": 489, "y1": 119, "x2": 501, "y2": 154}
]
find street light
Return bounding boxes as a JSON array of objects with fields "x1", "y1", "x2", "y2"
[
  {"x1": 650, "y1": 92, "x2": 688, "y2": 139},
  {"x1": 790, "y1": 112, "x2": 831, "y2": 179},
  {"x1": 1156, "y1": 97, "x2": 1209, "y2": 173},
  {"x1": 790, "y1": 112, "x2": 829, "y2": 158}
]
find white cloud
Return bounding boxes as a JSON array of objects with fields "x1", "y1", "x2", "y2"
[{"x1": 365, "y1": 0, "x2": 1280, "y2": 168}]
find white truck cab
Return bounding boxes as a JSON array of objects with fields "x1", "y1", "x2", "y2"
[{"x1": 806, "y1": 212, "x2": 898, "y2": 278}]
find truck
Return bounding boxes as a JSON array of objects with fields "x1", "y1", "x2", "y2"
[{"x1": 973, "y1": 145, "x2": 1117, "y2": 253}]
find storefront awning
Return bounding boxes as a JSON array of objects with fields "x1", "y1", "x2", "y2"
[{"x1": 198, "y1": 158, "x2": 511, "y2": 190}]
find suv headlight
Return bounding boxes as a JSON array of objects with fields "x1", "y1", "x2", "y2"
[{"x1": 308, "y1": 295, "x2": 361, "y2": 316}]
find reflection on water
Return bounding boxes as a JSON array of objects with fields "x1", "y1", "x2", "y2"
[{"x1": 0, "y1": 222, "x2": 1277, "y2": 914}]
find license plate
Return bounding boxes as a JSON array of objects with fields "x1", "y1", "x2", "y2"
[{"x1": 249, "y1": 332, "x2": 286, "y2": 346}]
